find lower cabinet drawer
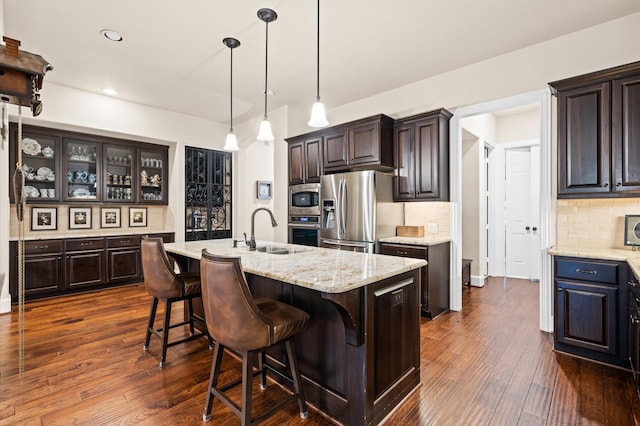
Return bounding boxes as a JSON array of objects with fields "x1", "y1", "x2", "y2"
[{"x1": 555, "y1": 258, "x2": 618, "y2": 284}]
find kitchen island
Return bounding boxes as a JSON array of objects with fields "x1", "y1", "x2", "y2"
[{"x1": 164, "y1": 239, "x2": 426, "y2": 426}]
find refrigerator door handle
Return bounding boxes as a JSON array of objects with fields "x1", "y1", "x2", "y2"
[{"x1": 340, "y1": 178, "x2": 347, "y2": 236}]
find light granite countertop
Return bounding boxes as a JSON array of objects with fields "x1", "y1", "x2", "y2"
[
  {"x1": 10, "y1": 229, "x2": 174, "y2": 241},
  {"x1": 164, "y1": 239, "x2": 427, "y2": 294},
  {"x1": 378, "y1": 236, "x2": 451, "y2": 246},
  {"x1": 548, "y1": 246, "x2": 640, "y2": 279}
]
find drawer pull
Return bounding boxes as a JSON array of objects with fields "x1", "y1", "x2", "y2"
[
  {"x1": 631, "y1": 315, "x2": 640, "y2": 324},
  {"x1": 80, "y1": 243, "x2": 90, "y2": 247},
  {"x1": 630, "y1": 281, "x2": 640, "y2": 287},
  {"x1": 396, "y1": 251, "x2": 408, "y2": 256},
  {"x1": 34, "y1": 245, "x2": 48, "y2": 249},
  {"x1": 119, "y1": 240, "x2": 131, "y2": 244},
  {"x1": 576, "y1": 268, "x2": 597, "y2": 275}
]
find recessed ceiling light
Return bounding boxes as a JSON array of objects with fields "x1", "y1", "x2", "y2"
[
  {"x1": 101, "y1": 88, "x2": 118, "y2": 96},
  {"x1": 100, "y1": 29, "x2": 123, "y2": 42}
]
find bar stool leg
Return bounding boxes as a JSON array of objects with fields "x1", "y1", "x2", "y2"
[
  {"x1": 241, "y1": 351, "x2": 255, "y2": 426},
  {"x1": 159, "y1": 300, "x2": 172, "y2": 367},
  {"x1": 203, "y1": 342, "x2": 225, "y2": 421},
  {"x1": 143, "y1": 297, "x2": 158, "y2": 350},
  {"x1": 259, "y1": 351, "x2": 267, "y2": 391},
  {"x1": 285, "y1": 339, "x2": 308, "y2": 418},
  {"x1": 187, "y1": 297, "x2": 195, "y2": 335}
]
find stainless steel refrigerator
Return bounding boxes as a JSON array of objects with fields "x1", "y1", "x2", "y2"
[{"x1": 320, "y1": 171, "x2": 403, "y2": 253}]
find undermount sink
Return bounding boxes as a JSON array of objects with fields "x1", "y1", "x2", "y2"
[{"x1": 257, "y1": 245, "x2": 306, "y2": 255}]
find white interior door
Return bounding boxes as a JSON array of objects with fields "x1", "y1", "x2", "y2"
[{"x1": 505, "y1": 146, "x2": 540, "y2": 280}]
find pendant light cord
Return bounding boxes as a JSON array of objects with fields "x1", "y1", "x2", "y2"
[
  {"x1": 230, "y1": 46, "x2": 234, "y2": 133},
  {"x1": 316, "y1": 0, "x2": 320, "y2": 102},
  {"x1": 263, "y1": 20, "x2": 269, "y2": 120}
]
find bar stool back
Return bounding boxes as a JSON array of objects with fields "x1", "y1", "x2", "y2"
[{"x1": 200, "y1": 249, "x2": 310, "y2": 424}]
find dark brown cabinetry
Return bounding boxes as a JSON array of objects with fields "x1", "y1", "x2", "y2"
[
  {"x1": 65, "y1": 238, "x2": 106, "y2": 288},
  {"x1": 554, "y1": 256, "x2": 629, "y2": 368},
  {"x1": 9, "y1": 232, "x2": 173, "y2": 302},
  {"x1": 379, "y1": 241, "x2": 450, "y2": 319},
  {"x1": 629, "y1": 273, "x2": 640, "y2": 399},
  {"x1": 106, "y1": 235, "x2": 141, "y2": 282},
  {"x1": 288, "y1": 137, "x2": 322, "y2": 184},
  {"x1": 286, "y1": 114, "x2": 394, "y2": 178},
  {"x1": 550, "y1": 61, "x2": 640, "y2": 198},
  {"x1": 9, "y1": 240, "x2": 64, "y2": 298},
  {"x1": 393, "y1": 108, "x2": 452, "y2": 202},
  {"x1": 9, "y1": 123, "x2": 169, "y2": 204}
]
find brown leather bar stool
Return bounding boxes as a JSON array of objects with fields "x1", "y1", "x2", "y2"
[
  {"x1": 141, "y1": 236, "x2": 212, "y2": 367},
  {"x1": 200, "y1": 250, "x2": 310, "y2": 424}
]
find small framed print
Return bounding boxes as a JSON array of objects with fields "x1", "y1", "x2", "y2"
[
  {"x1": 101, "y1": 207, "x2": 121, "y2": 228},
  {"x1": 257, "y1": 181, "x2": 272, "y2": 200},
  {"x1": 624, "y1": 215, "x2": 640, "y2": 246},
  {"x1": 69, "y1": 207, "x2": 92, "y2": 230},
  {"x1": 31, "y1": 207, "x2": 57, "y2": 231},
  {"x1": 129, "y1": 207, "x2": 147, "y2": 227}
]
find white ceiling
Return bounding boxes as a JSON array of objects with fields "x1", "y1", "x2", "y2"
[{"x1": 3, "y1": 0, "x2": 640, "y2": 126}]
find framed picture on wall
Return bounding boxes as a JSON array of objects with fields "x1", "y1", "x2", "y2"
[
  {"x1": 101, "y1": 207, "x2": 121, "y2": 228},
  {"x1": 31, "y1": 207, "x2": 57, "y2": 231},
  {"x1": 69, "y1": 207, "x2": 92, "y2": 230},
  {"x1": 129, "y1": 207, "x2": 147, "y2": 227}
]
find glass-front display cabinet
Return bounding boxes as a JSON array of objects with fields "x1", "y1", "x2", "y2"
[
  {"x1": 139, "y1": 148, "x2": 167, "y2": 204},
  {"x1": 104, "y1": 145, "x2": 135, "y2": 203},
  {"x1": 9, "y1": 125, "x2": 60, "y2": 203},
  {"x1": 63, "y1": 138, "x2": 99, "y2": 201}
]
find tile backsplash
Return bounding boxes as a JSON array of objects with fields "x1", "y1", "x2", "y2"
[
  {"x1": 557, "y1": 198, "x2": 640, "y2": 249},
  {"x1": 403, "y1": 202, "x2": 451, "y2": 238}
]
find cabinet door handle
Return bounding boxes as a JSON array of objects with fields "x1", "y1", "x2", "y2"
[
  {"x1": 631, "y1": 314, "x2": 640, "y2": 324},
  {"x1": 557, "y1": 287, "x2": 564, "y2": 292},
  {"x1": 603, "y1": 182, "x2": 609, "y2": 187},
  {"x1": 629, "y1": 281, "x2": 639, "y2": 287},
  {"x1": 576, "y1": 268, "x2": 597, "y2": 275},
  {"x1": 525, "y1": 226, "x2": 530, "y2": 231},
  {"x1": 532, "y1": 227, "x2": 537, "y2": 231},
  {"x1": 616, "y1": 182, "x2": 622, "y2": 187}
]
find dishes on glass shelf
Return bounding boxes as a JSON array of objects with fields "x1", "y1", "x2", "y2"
[
  {"x1": 22, "y1": 138, "x2": 42, "y2": 156},
  {"x1": 70, "y1": 188, "x2": 91, "y2": 198},
  {"x1": 37, "y1": 166, "x2": 53, "y2": 177},
  {"x1": 23, "y1": 186, "x2": 39, "y2": 197}
]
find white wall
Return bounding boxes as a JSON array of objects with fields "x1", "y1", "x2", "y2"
[{"x1": 496, "y1": 110, "x2": 540, "y2": 143}]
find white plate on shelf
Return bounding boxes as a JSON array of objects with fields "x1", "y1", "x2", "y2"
[
  {"x1": 37, "y1": 166, "x2": 53, "y2": 177},
  {"x1": 23, "y1": 186, "x2": 39, "y2": 197},
  {"x1": 22, "y1": 138, "x2": 42, "y2": 156},
  {"x1": 71, "y1": 188, "x2": 91, "y2": 197}
]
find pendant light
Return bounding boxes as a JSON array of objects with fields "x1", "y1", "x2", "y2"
[
  {"x1": 256, "y1": 8, "x2": 277, "y2": 142},
  {"x1": 308, "y1": 0, "x2": 328, "y2": 127},
  {"x1": 223, "y1": 37, "x2": 240, "y2": 151}
]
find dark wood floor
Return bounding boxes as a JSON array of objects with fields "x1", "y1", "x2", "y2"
[{"x1": 1, "y1": 277, "x2": 640, "y2": 425}]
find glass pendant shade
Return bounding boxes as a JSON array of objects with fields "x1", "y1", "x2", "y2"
[
  {"x1": 308, "y1": 100, "x2": 329, "y2": 127},
  {"x1": 257, "y1": 119, "x2": 275, "y2": 142},
  {"x1": 224, "y1": 132, "x2": 239, "y2": 151}
]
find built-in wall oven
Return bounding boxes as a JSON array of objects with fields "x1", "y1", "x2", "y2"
[
  {"x1": 289, "y1": 183, "x2": 321, "y2": 216},
  {"x1": 288, "y1": 215, "x2": 320, "y2": 247}
]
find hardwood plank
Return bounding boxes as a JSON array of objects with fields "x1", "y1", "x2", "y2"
[{"x1": 2, "y1": 279, "x2": 639, "y2": 425}]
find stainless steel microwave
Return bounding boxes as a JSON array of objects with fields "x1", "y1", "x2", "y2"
[{"x1": 289, "y1": 183, "x2": 321, "y2": 216}]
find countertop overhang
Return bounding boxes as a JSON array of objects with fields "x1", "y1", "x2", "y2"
[{"x1": 164, "y1": 239, "x2": 427, "y2": 294}]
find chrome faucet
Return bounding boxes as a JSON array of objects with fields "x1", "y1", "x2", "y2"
[{"x1": 244, "y1": 207, "x2": 278, "y2": 251}]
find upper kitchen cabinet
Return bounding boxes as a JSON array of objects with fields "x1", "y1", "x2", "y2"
[
  {"x1": 287, "y1": 136, "x2": 322, "y2": 184},
  {"x1": 286, "y1": 114, "x2": 394, "y2": 180},
  {"x1": 138, "y1": 147, "x2": 168, "y2": 204},
  {"x1": 103, "y1": 144, "x2": 134, "y2": 203},
  {"x1": 63, "y1": 137, "x2": 100, "y2": 202},
  {"x1": 323, "y1": 114, "x2": 394, "y2": 173},
  {"x1": 7, "y1": 123, "x2": 169, "y2": 205},
  {"x1": 393, "y1": 108, "x2": 452, "y2": 202},
  {"x1": 9, "y1": 123, "x2": 60, "y2": 203},
  {"x1": 550, "y1": 60, "x2": 640, "y2": 198}
]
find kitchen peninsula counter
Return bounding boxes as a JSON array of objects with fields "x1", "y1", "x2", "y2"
[{"x1": 165, "y1": 239, "x2": 426, "y2": 426}]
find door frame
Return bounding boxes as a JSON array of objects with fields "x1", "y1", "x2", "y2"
[{"x1": 449, "y1": 89, "x2": 554, "y2": 332}]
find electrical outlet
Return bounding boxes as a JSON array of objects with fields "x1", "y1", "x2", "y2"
[{"x1": 427, "y1": 223, "x2": 438, "y2": 234}]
